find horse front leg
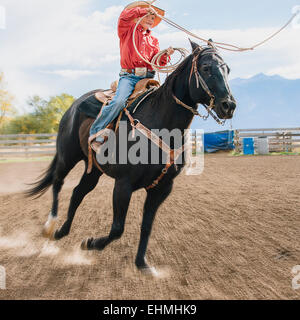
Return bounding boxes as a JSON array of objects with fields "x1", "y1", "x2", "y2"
[
  {"x1": 81, "y1": 178, "x2": 132, "y2": 251},
  {"x1": 135, "y1": 181, "x2": 173, "y2": 274}
]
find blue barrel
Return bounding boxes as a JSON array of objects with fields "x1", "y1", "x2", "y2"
[{"x1": 243, "y1": 138, "x2": 254, "y2": 155}]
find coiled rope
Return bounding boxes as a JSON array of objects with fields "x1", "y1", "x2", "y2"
[{"x1": 133, "y1": 15, "x2": 189, "y2": 75}]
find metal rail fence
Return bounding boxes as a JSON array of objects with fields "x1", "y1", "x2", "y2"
[{"x1": 234, "y1": 127, "x2": 300, "y2": 153}]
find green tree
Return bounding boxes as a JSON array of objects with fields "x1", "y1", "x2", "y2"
[
  {"x1": 3, "y1": 93, "x2": 75, "y2": 134},
  {"x1": 42, "y1": 93, "x2": 75, "y2": 132},
  {"x1": 4, "y1": 114, "x2": 41, "y2": 134},
  {"x1": 0, "y1": 72, "x2": 15, "y2": 128}
]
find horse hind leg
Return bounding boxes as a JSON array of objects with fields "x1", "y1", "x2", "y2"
[
  {"x1": 54, "y1": 165, "x2": 102, "y2": 240},
  {"x1": 42, "y1": 158, "x2": 73, "y2": 239}
]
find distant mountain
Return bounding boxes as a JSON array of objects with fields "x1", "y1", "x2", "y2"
[{"x1": 191, "y1": 73, "x2": 300, "y2": 132}]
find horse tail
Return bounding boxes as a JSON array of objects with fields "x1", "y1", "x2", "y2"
[{"x1": 25, "y1": 153, "x2": 58, "y2": 198}]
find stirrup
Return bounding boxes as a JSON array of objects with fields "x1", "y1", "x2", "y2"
[{"x1": 90, "y1": 140, "x2": 103, "y2": 154}]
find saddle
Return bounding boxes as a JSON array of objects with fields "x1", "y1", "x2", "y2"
[
  {"x1": 94, "y1": 78, "x2": 160, "y2": 108},
  {"x1": 84, "y1": 78, "x2": 160, "y2": 173}
]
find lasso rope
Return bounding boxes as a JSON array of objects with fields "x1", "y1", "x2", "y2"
[
  {"x1": 133, "y1": 0, "x2": 300, "y2": 74},
  {"x1": 156, "y1": 10, "x2": 299, "y2": 52},
  {"x1": 130, "y1": 0, "x2": 299, "y2": 127},
  {"x1": 146, "y1": 0, "x2": 299, "y2": 52}
]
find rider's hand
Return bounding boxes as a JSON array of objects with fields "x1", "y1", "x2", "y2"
[
  {"x1": 147, "y1": 7, "x2": 158, "y2": 16},
  {"x1": 166, "y1": 46, "x2": 175, "y2": 56}
]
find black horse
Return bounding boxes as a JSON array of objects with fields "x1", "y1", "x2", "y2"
[{"x1": 27, "y1": 41, "x2": 236, "y2": 274}]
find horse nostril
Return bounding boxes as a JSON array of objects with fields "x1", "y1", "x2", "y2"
[
  {"x1": 221, "y1": 100, "x2": 236, "y2": 118},
  {"x1": 222, "y1": 102, "x2": 230, "y2": 111},
  {"x1": 230, "y1": 101, "x2": 237, "y2": 112}
]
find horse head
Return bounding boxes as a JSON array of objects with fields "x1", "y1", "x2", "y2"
[{"x1": 188, "y1": 40, "x2": 236, "y2": 120}]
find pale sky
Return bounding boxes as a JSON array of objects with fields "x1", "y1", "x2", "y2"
[{"x1": 0, "y1": 0, "x2": 300, "y2": 112}]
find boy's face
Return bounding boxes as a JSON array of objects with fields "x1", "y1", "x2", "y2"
[{"x1": 140, "y1": 14, "x2": 155, "y2": 30}]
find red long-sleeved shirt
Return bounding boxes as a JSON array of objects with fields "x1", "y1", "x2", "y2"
[{"x1": 118, "y1": 7, "x2": 169, "y2": 71}]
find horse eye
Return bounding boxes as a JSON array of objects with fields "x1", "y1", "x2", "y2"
[{"x1": 203, "y1": 66, "x2": 210, "y2": 72}]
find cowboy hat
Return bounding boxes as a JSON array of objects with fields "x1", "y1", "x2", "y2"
[{"x1": 124, "y1": 1, "x2": 165, "y2": 28}]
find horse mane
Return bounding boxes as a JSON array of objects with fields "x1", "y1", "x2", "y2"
[{"x1": 150, "y1": 53, "x2": 193, "y2": 106}]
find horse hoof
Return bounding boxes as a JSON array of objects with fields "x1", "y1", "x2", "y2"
[
  {"x1": 81, "y1": 238, "x2": 93, "y2": 250},
  {"x1": 42, "y1": 228, "x2": 54, "y2": 240},
  {"x1": 53, "y1": 230, "x2": 61, "y2": 241},
  {"x1": 138, "y1": 265, "x2": 168, "y2": 278},
  {"x1": 139, "y1": 266, "x2": 159, "y2": 277},
  {"x1": 42, "y1": 214, "x2": 57, "y2": 240}
]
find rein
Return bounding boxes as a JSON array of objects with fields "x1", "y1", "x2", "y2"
[{"x1": 90, "y1": 49, "x2": 225, "y2": 187}]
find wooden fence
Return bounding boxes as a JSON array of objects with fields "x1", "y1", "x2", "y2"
[
  {"x1": 0, "y1": 133, "x2": 57, "y2": 157},
  {"x1": 234, "y1": 127, "x2": 300, "y2": 153}
]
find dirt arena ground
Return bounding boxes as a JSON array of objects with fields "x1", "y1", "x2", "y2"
[{"x1": 0, "y1": 153, "x2": 299, "y2": 300}]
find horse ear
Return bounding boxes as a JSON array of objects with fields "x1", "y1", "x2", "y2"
[
  {"x1": 208, "y1": 38, "x2": 214, "y2": 47},
  {"x1": 189, "y1": 38, "x2": 199, "y2": 52}
]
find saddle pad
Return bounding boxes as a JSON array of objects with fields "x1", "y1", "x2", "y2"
[
  {"x1": 78, "y1": 89, "x2": 155, "y2": 119},
  {"x1": 78, "y1": 94, "x2": 103, "y2": 119}
]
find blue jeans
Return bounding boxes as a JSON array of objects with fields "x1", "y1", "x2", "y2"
[{"x1": 90, "y1": 72, "x2": 151, "y2": 139}]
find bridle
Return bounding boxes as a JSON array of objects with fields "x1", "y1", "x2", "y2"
[{"x1": 172, "y1": 47, "x2": 228, "y2": 125}]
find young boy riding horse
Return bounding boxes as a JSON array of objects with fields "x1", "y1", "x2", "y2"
[{"x1": 89, "y1": 1, "x2": 174, "y2": 150}]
